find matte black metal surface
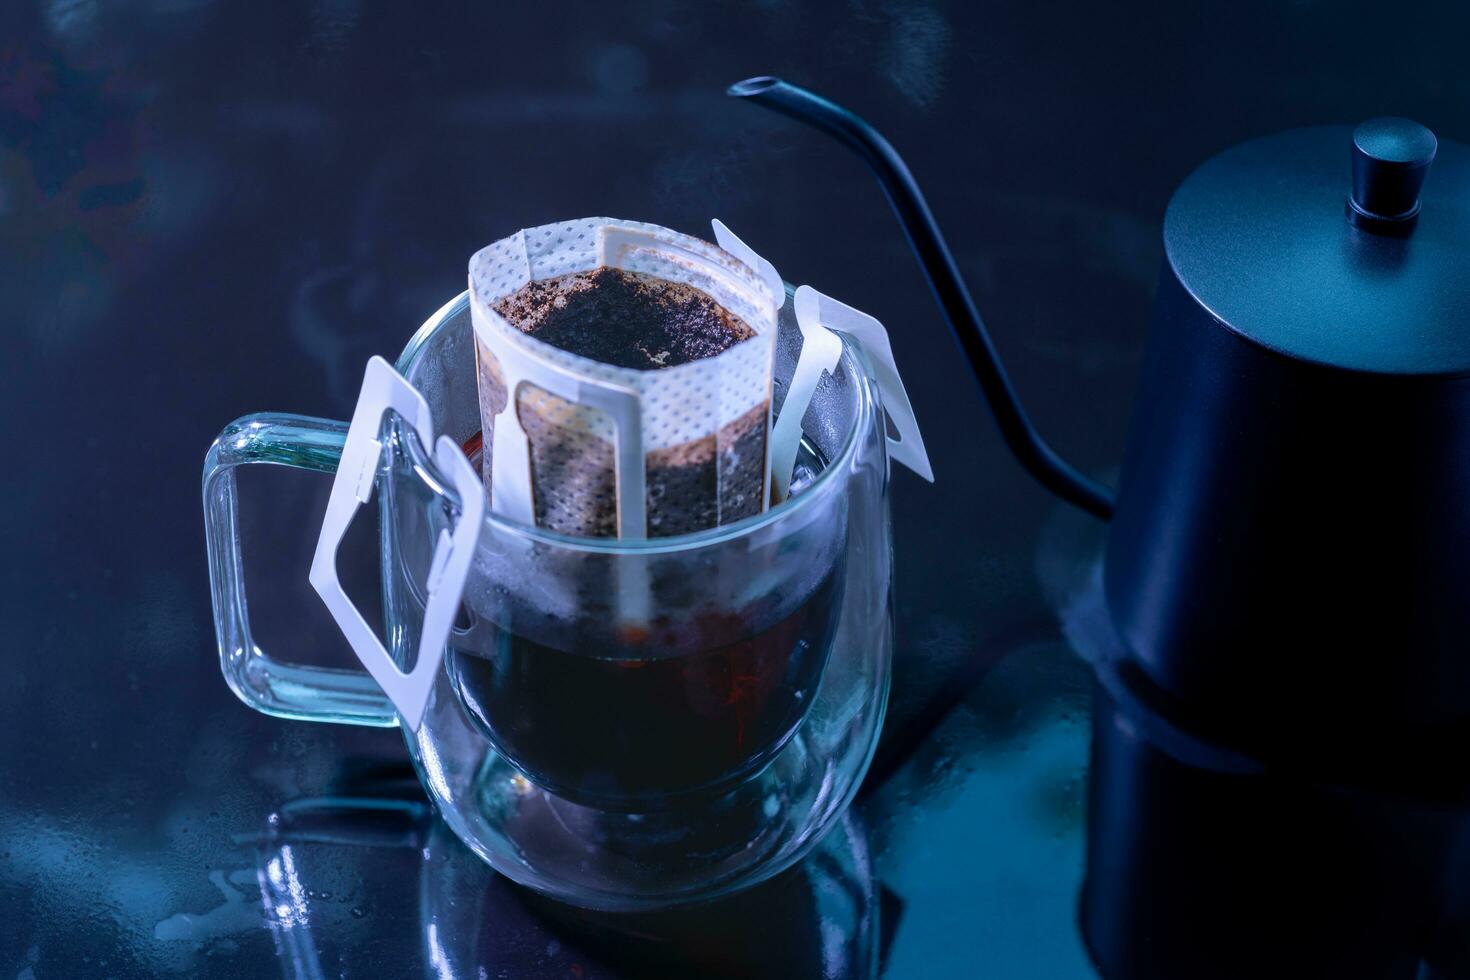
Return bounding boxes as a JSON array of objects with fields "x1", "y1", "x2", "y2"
[
  {"x1": 1106, "y1": 267, "x2": 1470, "y2": 759},
  {"x1": 1351, "y1": 117, "x2": 1438, "y2": 224},
  {"x1": 1110, "y1": 115, "x2": 1470, "y2": 748},
  {"x1": 1166, "y1": 125, "x2": 1470, "y2": 374}
]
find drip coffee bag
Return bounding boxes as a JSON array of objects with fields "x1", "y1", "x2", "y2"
[{"x1": 469, "y1": 218, "x2": 781, "y2": 538}]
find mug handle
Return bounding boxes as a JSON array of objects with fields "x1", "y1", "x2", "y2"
[{"x1": 203, "y1": 413, "x2": 399, "y2": 727}]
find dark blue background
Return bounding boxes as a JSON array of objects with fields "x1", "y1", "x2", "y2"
[{"x1": 2, "y1": 1, "x2": 1467, "y2": 976}]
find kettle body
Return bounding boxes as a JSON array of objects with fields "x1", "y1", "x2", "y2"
[{"x1": 1104, "y1": 123, "x2": 1470, "y2": 761}]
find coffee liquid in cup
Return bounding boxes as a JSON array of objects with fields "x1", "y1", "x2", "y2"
[{"x1": 448, "y1": 493, "x2": 842, "y2": 809}]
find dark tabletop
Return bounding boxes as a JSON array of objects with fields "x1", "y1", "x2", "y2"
[{"x1": 3, "y1": 1, "x2": 1469, "y2": 977}]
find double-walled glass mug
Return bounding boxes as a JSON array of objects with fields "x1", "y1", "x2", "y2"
[{"x1": 203, "y1": 287, "x2": 905, "y2": 910}]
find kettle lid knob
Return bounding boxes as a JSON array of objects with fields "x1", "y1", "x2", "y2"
[{"x1": 1349, "y1": 117, "x2": 1437, "y2": 232}]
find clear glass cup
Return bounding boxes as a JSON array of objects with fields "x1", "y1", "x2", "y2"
[{"x1": 203, "y1": 290, "x2": 894, "y2": 910}]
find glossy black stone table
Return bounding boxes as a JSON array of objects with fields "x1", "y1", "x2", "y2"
[{"x1": 3, "y1": 1, "x2": 1468, "y2": 976}]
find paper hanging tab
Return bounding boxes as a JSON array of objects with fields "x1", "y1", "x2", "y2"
[{"x1": 793, "y1": 285, "x2": 933, "y2": 483}]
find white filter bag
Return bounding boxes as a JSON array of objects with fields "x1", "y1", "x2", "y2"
[{"x1": 469, "y1": 218, "x2": 781, "y2": 539}]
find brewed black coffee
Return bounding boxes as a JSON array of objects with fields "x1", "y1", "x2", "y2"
[
  {"x1": 448, "y1": 565, "x2": 842, "y2": 810},
  {"x1": 447, "y1": 441, "x2": 841, "y2": 810}
]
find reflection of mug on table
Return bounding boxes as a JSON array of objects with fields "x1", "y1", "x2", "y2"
[{"x1": 250, "y1": 790, "x2": 882, "y2": 979}]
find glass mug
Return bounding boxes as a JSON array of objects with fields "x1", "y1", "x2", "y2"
[{"x1": 204, "y1": 289, "x2": 897, "y2": 909}]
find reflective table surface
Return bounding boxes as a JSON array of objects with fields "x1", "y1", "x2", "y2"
[{"x1": 4, "y1": 1, "x2": 1469, "y2": 976}]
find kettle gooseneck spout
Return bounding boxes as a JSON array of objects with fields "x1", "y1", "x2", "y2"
[{"x1": 729, "y1": 76, "x2": 1116, "y2": 521}]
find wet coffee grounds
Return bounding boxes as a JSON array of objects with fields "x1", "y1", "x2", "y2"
[{"x1": 493, "y1": 267, "x2": 754, "y2": 369}]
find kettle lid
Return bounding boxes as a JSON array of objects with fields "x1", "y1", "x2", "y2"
[{"x1": 1164, "y1": 119, "x2": 1470, "y2": 376}]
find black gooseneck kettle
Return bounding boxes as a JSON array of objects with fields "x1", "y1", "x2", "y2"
[{"x1": 731, "y1": 77, "x2": 1470, "y2": 772}]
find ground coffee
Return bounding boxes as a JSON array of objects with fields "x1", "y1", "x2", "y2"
[{"x1": 496, "y1": 267, "x2": 754, "y2": 369}]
